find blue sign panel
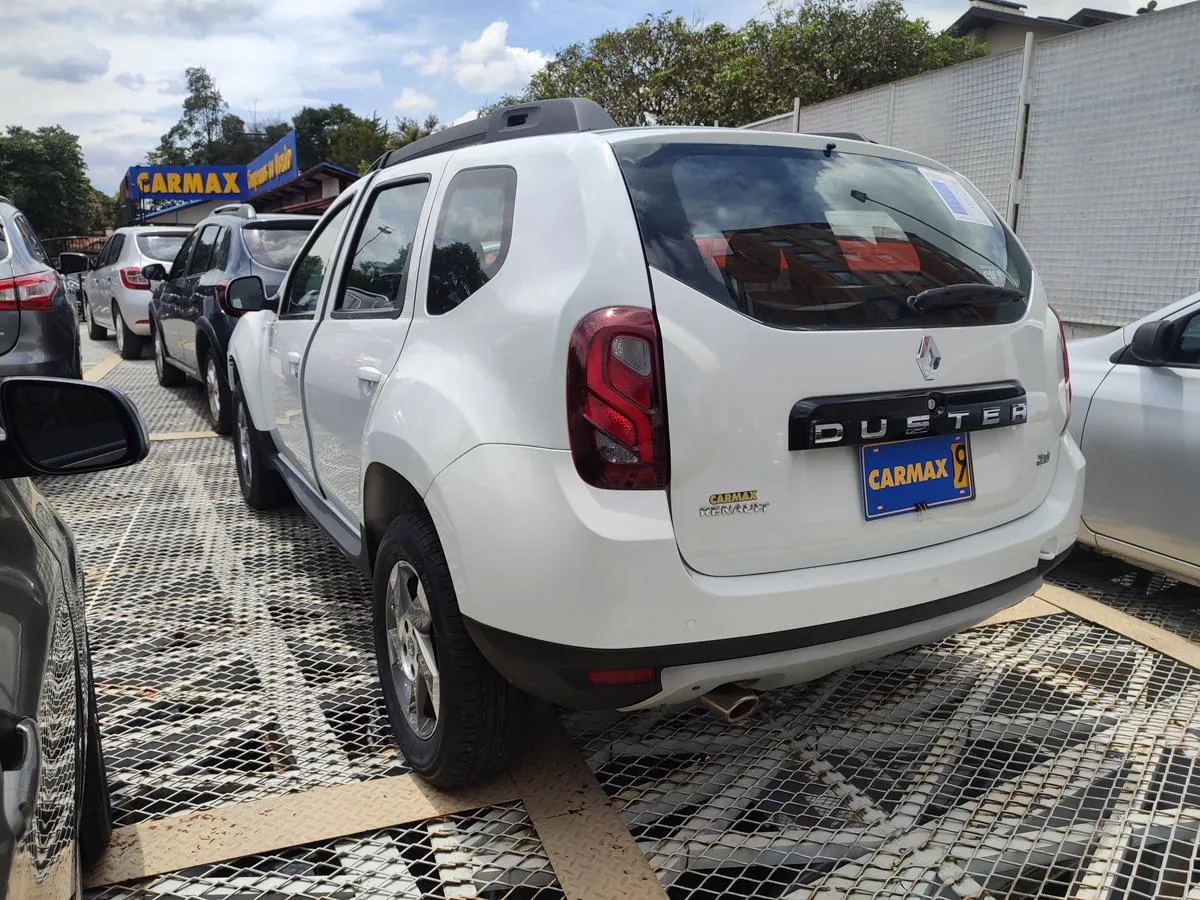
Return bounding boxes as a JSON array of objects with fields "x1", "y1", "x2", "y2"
[
  {"x1": 127, "y1": 165, "x2": 248, "y2": 200},
  {"x1": 246, "y1": 131, "x2": 298, "y2": 197},
  {"x1": 860, "y1": 433, "x2": 975, "y2": 521}
]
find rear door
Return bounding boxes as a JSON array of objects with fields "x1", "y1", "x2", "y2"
[
  {"x1": 177, "y1": 225, "x2": 222, "y2": 369},
  {"x1": 156, "y1": 229, "x2": 201, "y2": 368},
  {"x1": 93, "y1": 233, "x2": 124, "y2": 327},
  {"x1": 612, "y1": 135, "x2": 1066, "y2": 577},
  {"x1": 303, "y1": 165, "x2": 440, "y2": 521}
]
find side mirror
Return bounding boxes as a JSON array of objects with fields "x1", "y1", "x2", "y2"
[
  {"x1": 0, "y1": 378, "x2": 150, "y2": 478},
  {"x1": 57, "y1": 252, "x2": 90, "y2": 275},
  {"x1": 141, "y1": 263, "x2": 168, "y2": 283},
  {"x1": 1128, "y1": 319, "x2": 1173, "y2": 366},
  {"x1": 223, "y1": 275, "x2": 272, "y2": 315}
]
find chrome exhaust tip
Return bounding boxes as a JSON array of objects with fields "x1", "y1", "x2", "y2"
[{"x1": 699, "y1": 684, "x2": 760, "y2": 723}]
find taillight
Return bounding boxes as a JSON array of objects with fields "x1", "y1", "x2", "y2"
[
  {"x1": 119, "y1": 267, "x2": 150, "y2": 290},
  {"x1": 0, "y1": 271, "x2": 57, "y2": 311},
  {"x1": 566, "y1": 307, "x2": 669, "y2": 490},
  {"x1": 1050, "y1": 307, "x2": 1072, "y2": 429},
  {"x1": 213, "y1": 281, "x2": 237, "y2": 316}
]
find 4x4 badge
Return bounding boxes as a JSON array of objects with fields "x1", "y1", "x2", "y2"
[{"x1": 916, "y1": 335, "x2": 942, "y2": 381}]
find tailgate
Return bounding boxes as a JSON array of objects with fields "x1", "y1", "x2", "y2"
[{"x1": 613, "y1": 136, "x2": 1065, "y2": 577}]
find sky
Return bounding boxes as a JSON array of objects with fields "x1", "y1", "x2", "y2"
[{"x1": 0, "y1": 0, "x2": 1184, "y2": 192}]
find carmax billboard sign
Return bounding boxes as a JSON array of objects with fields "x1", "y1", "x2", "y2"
[{"x1": 126, "y1": 131, "x2": 299, "y2": 201}]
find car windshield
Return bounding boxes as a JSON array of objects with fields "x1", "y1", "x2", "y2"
[
  {"x1": 136, "y1": 232, "x2": 189, "y2": 262},
  {"x1": 243, "y1": 223, "x2": 315, "y2": 269},
  {"x1": 613, "y1": 141, "x2": 1032, "y2": 329}
]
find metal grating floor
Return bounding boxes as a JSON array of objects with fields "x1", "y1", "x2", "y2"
[
  {"x1": 40, "y1": 357, "x2": 1200, "y2": 898},
  {"x1": 1049, "y1": 548, "x2": 1200, "y2": 645},
  {"x1": 101, "y1": 358, "x2": 211, "y2": 434}
]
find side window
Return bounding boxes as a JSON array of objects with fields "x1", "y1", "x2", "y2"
[
  {"x1": 427, "y1": 167, "x2": 516, "y2": 315},
  {"x1": 189, "y1": 226, "x2": 220, "y2": 276},
  {"x1": 108, "y1": 233, "x2": 126, "y2": 263},
  {"x1": 15, "y1": 215, "x2": 49, "y2": 265},
  {"x1": 94, "y1": 236, "x2": 117, "y2": 269},
  {"x1": 167, "y1": 231, "x2": 198, "y2": 281},
  {"x1": 335, "y1": 180, "x2": 429, "y2": 316},
  {"x1": 212, "y1": 229, "x2": 231, "y2": 271},
  {"x1": 1167, "y1": 312, "x2": 1200, "y2": 366},
  {"x1": 281, "y1": 203, "x2": 352, "y2": 319}
]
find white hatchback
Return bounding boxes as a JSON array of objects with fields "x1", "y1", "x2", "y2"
[
  {"x1": 83, "y1": 226, "x2": 190, "y2": 359},
  {"x1": 226, "y1": 99, "x2": 1084, "y2": 786}
]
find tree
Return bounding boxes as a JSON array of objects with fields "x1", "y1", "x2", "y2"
[
  {"x1": 150, "y1": 67, "x2": 228, "y2": 164},
  {"x1": 391, "y1": 115, "x2": 441, "y2": 150},
  {"x1": 485, "y1": 1, "x2": 984, "y2": 127},
  {"x1": 0, "y1": 125, "x2": 96, "y2": 237},
  {"x1": 293, "y1": 104, "x2": 361, "y2": 170}
]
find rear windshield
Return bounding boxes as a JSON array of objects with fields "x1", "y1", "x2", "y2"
[
  {"x1": 243, "y1": 223, "x2": 316, "y2": 270},
  {"x1": 613, "y1": 141, "x2": 1032, "y2": 329},
  {"x1": 137, "y1": 232, "x2": 189, "y2": 262}
]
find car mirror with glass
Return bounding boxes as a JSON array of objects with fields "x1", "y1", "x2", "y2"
[
  {"x1": 1128, "y1": 319, "x2": 1173, "y2": 367},
  {"x1": 141, "y1": 263, "x2": 168, "y2": 283},
  {"x1": 0, "y1": 378, "x2": 150, "y2": 478},
  {"x1": 224, "y1": 274, "x2": 273, "y2": 314}
]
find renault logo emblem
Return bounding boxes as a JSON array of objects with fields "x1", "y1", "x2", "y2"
[{"x1": 916, "y1": 336, "x2": 941, "y2": 381}]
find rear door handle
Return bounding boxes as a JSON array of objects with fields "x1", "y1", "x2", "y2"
[
  {"x1": 287, "y1": 351, "x2": 301, "y2": 377},
  {"x1": 2, "y1": 719, "x2": 39, "y2": 843},
  {"x1": 357, "y1": 366, "x2": 383, "y2": 384}
]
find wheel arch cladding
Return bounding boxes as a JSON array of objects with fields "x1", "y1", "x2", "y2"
[{"x1": 363, "y1": 463, "x2": 431, "y2": 570}]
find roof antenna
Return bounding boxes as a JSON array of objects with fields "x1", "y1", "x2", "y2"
[{"x1": 824, "y1": 142, "x2": 836, "y2": 158}]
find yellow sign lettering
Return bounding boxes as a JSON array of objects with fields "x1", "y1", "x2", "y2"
[
  {"x1": 934, "y1": 458, "x2": 948, "y2": 479},
  {"x1": 136, "y1": 172, "x2": 150, "y2": 193},
  {"x1": 868, "y1": 469, "x2": 881, "y2": 491},
  {"x1": 205, "y1": 172, "x2": 222, "y2": 193},
  {"x1": 879, "y1": 467, "x2": 893, "y2": 488},
  {"x1": 151, "y1": 172, "x2": 167, "y2": 193},
  {"x1": 222, "y1": 172, "x2": 241, "y2": 193},
  {"x1": 183, "y1": 172, "x2": 202, "y2": 193},
  {"x1": 166, "y1": 172, "x2": 182, "y2": 194}
]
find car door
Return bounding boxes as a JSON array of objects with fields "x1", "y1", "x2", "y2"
[
  {"x1": 84, "y1": 236, "x2": 114, "y2": 321},
  {"x1": 0, "y1": 481, "x2": 81, "y2": 900},
  {"x1": 1080, "y1": 302, "x2": 1200, "y2": 567},
  {"x1": 176, "y1": 225, "x2": 221, "y2": 371},
  {"x1": 155, "y1": 229, "x2": 199, "y2": 368},
  {"x1": 267, "y1": 200, "x2": 356, "y2": 485},
  {"x1": 303, "y1": 169, "x2": 438, "y2": 522},
  {"x1": 93, "y1": 234, "x2": 124, "y2": 328}
]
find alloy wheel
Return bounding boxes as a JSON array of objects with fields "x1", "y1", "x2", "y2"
[
  {"x1": 114, "y1": 308, "x2": 124, "y2": 353},
  {"x1": 384, "y1": 560, "x2": 440, "y2": 740},
  {"x1": 235, "y1": 403, "x2": 252, "y2": 482},
  {"x1": 154, "y1": 331, "x2": 165, "y2": 378},
  {"x1": 205, "y1": 358, "x2": 222, "y2": 425}
]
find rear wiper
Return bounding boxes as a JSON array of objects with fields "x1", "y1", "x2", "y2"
[{"x1": 907, "y1": 284, "x2": 1026, "y2": 314}]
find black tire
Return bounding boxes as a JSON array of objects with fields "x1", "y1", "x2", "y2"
[
  {"x1": 78, "y1": 652, "x2": 112, "y2": 869},
  {"x1": 154, "y1": 325, "x2": 185, "y2": 387},
  {"x1": 373, "y1": 513, "x2": 525, "y2": 787},
  {"x1": 85, "y1": 299, "x2": 106, "y2": 341},
  {"x1": 202, "y1": 350, "x2": 232, "y2": 435},
  {"x1": 113, "y1": 303, "x2": 143, "y2": 360},
  {"x1": 232, "y1": 385, "x2": 289, "y2": 509}
]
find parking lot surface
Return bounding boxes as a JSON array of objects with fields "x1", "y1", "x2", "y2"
[{"x1": 48, "y1": 348, "x2": 1200, "y2": 900}]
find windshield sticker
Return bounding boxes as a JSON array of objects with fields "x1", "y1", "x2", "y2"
[
  {"x1": 826, "y1": 209, "x2": 919, "y2": 272},
  {"x1": 919, "y1": 168, "x2": 992, "y2": 226}
]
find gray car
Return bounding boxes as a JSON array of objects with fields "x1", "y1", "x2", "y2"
[
  {"x1": 0, "y1": 198, "x2": 82, "y2": 379},
  {"x1": 1068, "y1": 292, "x2": 1200, "y2": 585}
]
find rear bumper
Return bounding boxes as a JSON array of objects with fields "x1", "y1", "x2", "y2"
[
  {"x1": 116, "y1": 290, "x2": 152, "y2": 335},
  {"x1": 1, "y1": 310, "x2": 81, "y2": 378},
  {"x1": 428, "y1": 433, "x2": 1084, "y2": 710}
]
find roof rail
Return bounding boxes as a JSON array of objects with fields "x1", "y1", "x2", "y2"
[
  {"x1": 212, "y1": 203, "x2": 256, "y2": 219},
  {"x1": 808, "y1": 131, "x2": 874, "y2": 143},
  {"x1": 367, "y1": 98, "x2": 617, "y2": 172}
]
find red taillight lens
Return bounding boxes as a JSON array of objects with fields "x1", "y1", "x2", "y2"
[
  {"x1": 566, "y1": 307, "x2": 669, "y2": 490},
  {"x1": 0, "y1": 271, "x2": 57, "y2": 311},
  {"x1": 119, "y1": 266, "x2": 151, "y2": 290}
]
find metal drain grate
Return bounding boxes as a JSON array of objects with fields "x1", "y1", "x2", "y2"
[
  {"x1": 1050, "y1": 548, "x2": 1200, "y2": 644},
  {"x1": 566, "y1": 615, "x2": 1200, "y2": 899},
  {"x1": 38, "y1": 438, "x2": 404, "y2": 827},
  {"x1": 87, "y1": 802, "x2": 563, "y2": 899},
  {"x1": 102, "y1": 359, "x2": 212, "y2": 434}
]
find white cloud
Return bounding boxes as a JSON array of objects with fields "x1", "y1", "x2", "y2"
[
  {"x1": 406, "y1": 22, "x2": 549, "y2": 94},
  {"x1": 115, "y1": 72, "x2": 147, "y2": 91},
  {"x1": 393, "y1": 87, "x2": 436, "y2": 113},
  {"x1": 451, "y1": 109, "x2": 480, "y2": 126},
  {"x1": 301, "y1": 66, "x2": 384, "y2": 90},
  {"x1": 6, "y1": 41, "x2": 111, "y2": 83},
  {"x1": 454, "y1": 22, "x2": 548, "y2": 93}
]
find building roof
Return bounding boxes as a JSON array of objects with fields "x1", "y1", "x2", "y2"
[
  {"x1": 247, "y1": 162, "x2": 360, "y2": 214},
  {"x1": 947, "y1": 2, "x2": 1128, "y2": 37}
]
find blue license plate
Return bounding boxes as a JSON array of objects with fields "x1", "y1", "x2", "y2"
[{"x1": 860, "y1": 433, "x2": 975, "y2": 521}]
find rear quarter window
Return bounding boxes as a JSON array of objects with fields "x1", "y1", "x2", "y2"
[
  {"x1": 427, "y1": 166, "x2": 516, "y2": 315},
  {"x1": 242, "y1": 224, "x2": 316, "y2": 270},
  {"x1": 613, "y1": 141, "x2": 1032, "y2": 330},
  {"x1": 137, "y1": 233, "x2": 189, "y2": 262}
]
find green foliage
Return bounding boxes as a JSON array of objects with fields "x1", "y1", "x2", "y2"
[
  {"x1": 0, "y1": 125, "x2": 97, "y2": 237},
  {"x1": 391, "y1": 115, "x2": 441, "y2": 152},
  {"x1": 487, "y1": 0, "x2": 985, "y2": 127}
]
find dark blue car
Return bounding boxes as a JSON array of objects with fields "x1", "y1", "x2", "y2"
[{"x1": 145, "y1": 204, "x2": 316, "y2": 433}]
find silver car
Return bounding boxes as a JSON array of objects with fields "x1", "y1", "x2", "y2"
[
  {"x1": 83, "y1": 226, "x2": 190, "y2": 359},
  {"x1": 1068, "y1": 292, "x2": 1200, "y2": 585}
]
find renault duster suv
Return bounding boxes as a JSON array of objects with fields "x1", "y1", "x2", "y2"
[{"x1": 225, "y1": 99, "x2": 1084, "y2": 787}]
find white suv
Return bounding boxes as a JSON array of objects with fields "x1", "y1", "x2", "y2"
[
  {"x1": 225, "y1": 99, "x2": 1084, "y2": 786},
  {"x1": 84, "y1": 225, "x2": 190, "y2": 358}
]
